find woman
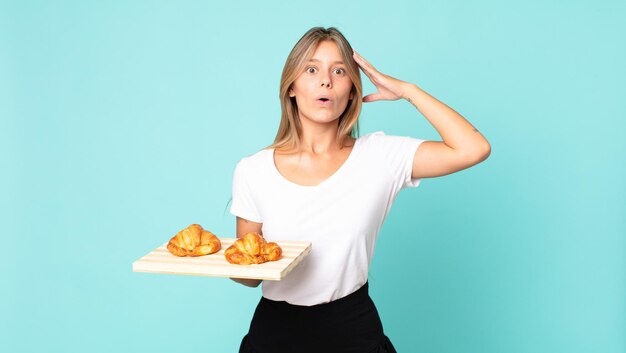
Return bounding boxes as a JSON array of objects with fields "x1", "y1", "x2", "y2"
[{"x1": 230, "y1": 27, "x2": 490, "y2": 353}]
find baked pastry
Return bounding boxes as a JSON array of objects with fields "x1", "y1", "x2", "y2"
[
  {"x1": 167, "y1": 224, "x2": 221, "y2": 257},
  {"x1": 225, "y1": 232, "x2": 282, "y2": 265}
]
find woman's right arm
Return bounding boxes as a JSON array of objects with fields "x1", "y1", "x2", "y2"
[{"x1": 230, "y1": 216, "x2": 264, "y2": 288}]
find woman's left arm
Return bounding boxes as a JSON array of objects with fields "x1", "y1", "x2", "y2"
[{"x1": 353, "y1": 51, "x2": 491, "y2": 178}]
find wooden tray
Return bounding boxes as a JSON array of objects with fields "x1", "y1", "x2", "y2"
[{"x1": 132, "y1": 238, "x2": 312, "y2": 281}]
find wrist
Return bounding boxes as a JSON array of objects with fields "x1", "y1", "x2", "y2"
[{"x1": 401, "y1": 83, "x2": 419, "y2": 103}]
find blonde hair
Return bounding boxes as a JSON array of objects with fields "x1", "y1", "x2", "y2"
[{"x1": 268, "y1": 27, "x2": 362, "y2": 151}]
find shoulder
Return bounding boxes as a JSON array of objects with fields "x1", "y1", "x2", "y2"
[
  {"x1": 234, "y1": 148, "x2": 273, "y2": 179},
  {"x1": 357, "y1": 130, "x2": 422, "y2": 147},
  {"x1": 357, "y1": 130, "x2": 386, "y2": 143},
  {"x1": 236, "y1": 148, "x2": 271, "y2": 167},
  {"x1": 356, "y1": 130, "x2": 426, "y2": 166}
]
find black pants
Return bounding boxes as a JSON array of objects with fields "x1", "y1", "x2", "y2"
[{"x1": 239, "y1": 282, "x2": 397, "y2": 353}]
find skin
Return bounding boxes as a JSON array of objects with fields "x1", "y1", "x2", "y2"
[
  {"x1": 232, "y1": 40, "x2": 491, "y2": 288},
  {"x1": 277, "y1": 40, "x2": 357, "y2": 187}
]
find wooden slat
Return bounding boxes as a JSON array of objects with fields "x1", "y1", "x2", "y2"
[{"x1": 132, "y1": 238, "x2": 312, "y2": 280}]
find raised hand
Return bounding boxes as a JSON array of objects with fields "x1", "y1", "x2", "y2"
[{"x1": 352, "y1": 50, "x2": 412, "y2": 103}]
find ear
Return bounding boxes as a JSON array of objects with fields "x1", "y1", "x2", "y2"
[{"x1": 289, "y1": 90, "x2": 295, "y2": 97}]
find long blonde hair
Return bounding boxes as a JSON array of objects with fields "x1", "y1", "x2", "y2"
[{"x1": 268, "y1": 27, "x2": 362, "y2": 151}]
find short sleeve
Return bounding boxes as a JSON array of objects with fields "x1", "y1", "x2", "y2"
[
  {"x1": 399, "y1": 136, "x2": 427, "y2": 189},
  {"x1": 230, "y1": 159, "x2": 263, "y2": 223},
  {"x1": 369, "y1": 131, "x2": 427, "y2": 189}
]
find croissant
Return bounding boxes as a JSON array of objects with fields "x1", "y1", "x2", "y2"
[
  {"x1": 225, "y1": 232, "x2": 282, "y2": 265},
  {"x1": 167, "y1": 224, "x2": 221, "y2": 257}
]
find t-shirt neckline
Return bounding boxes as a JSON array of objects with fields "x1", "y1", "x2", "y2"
[{"x1": 269, "y1": 137, "x2": 361, "y2": 189}]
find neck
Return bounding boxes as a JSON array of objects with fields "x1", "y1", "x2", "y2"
[{"x1": 298, "y1": 120, "x2": 346, "y2": 155}]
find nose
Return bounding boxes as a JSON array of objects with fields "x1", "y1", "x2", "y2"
[{"x1": 320, "y1": 72, "x2": 332, "y2": 88}]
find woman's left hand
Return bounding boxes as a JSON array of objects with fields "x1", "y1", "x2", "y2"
[{"x1": 352, "y1": 51, "x2": 412, "y2": 102}]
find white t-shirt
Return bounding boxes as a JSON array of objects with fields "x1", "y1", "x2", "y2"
[{"x1": 230, "y1": 131, "x2": 426, "y2": 306}]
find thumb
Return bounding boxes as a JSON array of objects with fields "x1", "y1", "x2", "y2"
[{"x1": 362, "y1": 93, "x2": 384, "y2": 102}]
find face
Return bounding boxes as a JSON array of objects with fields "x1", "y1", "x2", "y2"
[{"x1": 289, "y1": 40, "x2": 354, "y2": 126}]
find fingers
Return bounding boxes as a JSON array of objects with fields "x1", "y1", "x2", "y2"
[
  {"x1": 353, "y1": 50, "x2": 398, "y2": 102},
  {"x1": 362, "y1": 93, "x2": 384, "y2": 103},
  {"x1": 353, "y1": 50, "x2": 377, "y2": 78}
]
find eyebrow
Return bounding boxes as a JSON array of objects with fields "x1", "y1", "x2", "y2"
[{"x1": 307, "y1": 58, "x2": 345, "y2": 65}]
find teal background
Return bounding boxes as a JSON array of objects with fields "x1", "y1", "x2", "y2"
[{"x1": 2, "y1": 0, "x2": 624, "y2": 352}]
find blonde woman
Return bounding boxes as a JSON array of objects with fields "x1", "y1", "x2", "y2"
[{"x1": 230, "y1": 27, "x2": 491, "y2": 353}]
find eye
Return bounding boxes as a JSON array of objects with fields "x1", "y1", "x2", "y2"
[
  {"x1": 333, "y1": 68, "x2": 346, "y2": 76},
  {"x1": 306, "y1": 66, "x2": 317, "y2": 74}
]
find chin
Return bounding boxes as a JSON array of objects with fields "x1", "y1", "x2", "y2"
[
  {"x1": 311, "y1": 116, "x2": 341, "y2": 125},
  {"x1": 298, "y1": 106, "x2": 345, "y2": 125}
]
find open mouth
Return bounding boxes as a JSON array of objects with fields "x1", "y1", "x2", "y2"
[{"x1": 318, "y1": 98, "x2": 330, "y2": 102}]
